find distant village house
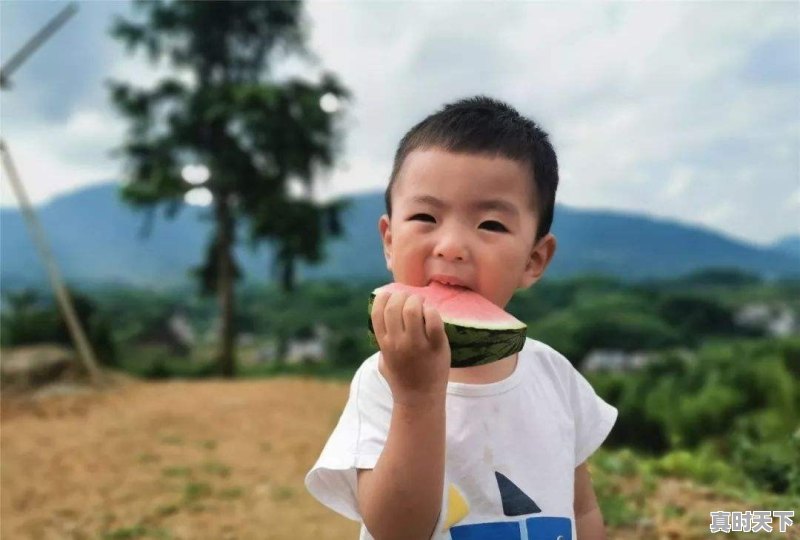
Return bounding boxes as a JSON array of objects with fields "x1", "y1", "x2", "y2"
[
  {"x1": 136, "y1": 311, "x2": 196, "y2": 356},
  {"x1": 583, "y1": 350, "x2": 653, "y2": 373},
  {"x1": 734, "y1": 303, "x2": 798, "y2": 337}
]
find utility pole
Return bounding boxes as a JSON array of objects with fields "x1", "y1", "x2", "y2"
[{"x1": 0, "y1": 2, "x2": 102, "y2": 384}]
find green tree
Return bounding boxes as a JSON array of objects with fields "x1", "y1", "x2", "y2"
[
  {"x1": 108, "y1": 0, "x2": 350, "y2": 376},
  {"x1": 656, "y1": 294, "x2": 740, "y2": 344},
  {"x1": 0, "y1": 289, "x2": 45, "y2": 346},
  {"x1": 679, "y1": 267, "x2": 761, "y2": 287}
]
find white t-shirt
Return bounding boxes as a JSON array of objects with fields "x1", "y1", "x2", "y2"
[{"x1": 305, "y1": 338, "x2": 618, "y2": 540}]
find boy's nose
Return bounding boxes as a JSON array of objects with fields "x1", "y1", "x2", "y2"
[{"x1": 434, "y1": 231, "x2": 469, "y2": 262}]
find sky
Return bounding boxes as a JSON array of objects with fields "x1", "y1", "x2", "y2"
[{"x1": 1, "y1": 1, "x2": 798, "y2": 246}]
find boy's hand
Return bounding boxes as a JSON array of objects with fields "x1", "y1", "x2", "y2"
[{"x1": 370, "y1": 291, "x2": 450, "y2": 406}]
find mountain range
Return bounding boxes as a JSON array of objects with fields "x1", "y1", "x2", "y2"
[{"x1": 1, "y1": 183, "x2": 798, "y2": 290}]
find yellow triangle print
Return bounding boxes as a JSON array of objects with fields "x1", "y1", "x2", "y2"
[{"x1": 441, "y1": 483, "x2": 470, "y2": 531}]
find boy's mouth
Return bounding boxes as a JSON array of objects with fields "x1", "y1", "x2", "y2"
[{"x1": 428, "y1": 275, "x2": 472, "y2": 290}]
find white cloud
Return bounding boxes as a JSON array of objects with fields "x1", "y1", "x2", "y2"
[
  {"x1": 785, "y1": 187, "x2": 800, "y2": 210},
  {"x1": 699, "y1": 200, "x2": 737, "y2": 229},
  {"x1": 64, "y1": 109, "x2": 110, "y2": 140},
  {"x1": 301, "y1": 1, "x2": 799, "y2": 243},
  {"x1": 1, "y1": 105, "x2": 124, "y2": 207},
  {"x1": 662, "y1": 167, "x2": 694, "y2": 199},
  {"x1": 314, "y1": 155, "x2": 390, "y2": 203}
]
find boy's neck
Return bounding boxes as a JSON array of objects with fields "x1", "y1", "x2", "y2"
[{"x1": 448, "y1": 353, "x2": 518, "y2": 385}]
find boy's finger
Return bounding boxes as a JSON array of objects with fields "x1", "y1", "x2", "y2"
[
  {"x1": 370, "y1": 291, "x2": 390, "y2": 339},
  {"x1": 402, "y1": 294, "x2": 425, "y2": 342},
  {"x1": 423, "y1": 303, "x2": 446, "y2": 347},
  {"x1": 384, "y1": 291, "x2": 408, "y2": 336}
]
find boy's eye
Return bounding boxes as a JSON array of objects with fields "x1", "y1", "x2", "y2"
[
  {"x1": 409, "y1": 213, "x2": 436, "y2": 222},
  {"x1": 480, "y1": 220, "x2": 508, "y2": 232}
]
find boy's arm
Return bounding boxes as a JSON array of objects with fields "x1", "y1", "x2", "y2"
[
  {"x1": 358, "y1": 291, "x2": 451, "y2": 540},
  {"x1": 574, "y1": 461, "x2": 607, "y2": 540},
  {"x1": 357, "y1": 394, "x2": 446, "y2": 540}
]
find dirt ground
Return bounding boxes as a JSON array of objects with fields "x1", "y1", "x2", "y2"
[
  {"x1": 2, "y1": 378, "x2": 360, "y2": 539},
  {"x1": 2, "y1": 378, "x2": 797, "y2": 540}
]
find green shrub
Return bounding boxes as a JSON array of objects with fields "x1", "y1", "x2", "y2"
[
  {"x1": 650, "y1": 447, "x2": 749, "y2": 487},
  {"x1": 1, "y1": 288, "x2": 118, "y2": 366},
  {"x1": 731, "y1": 412, "x2": 800, "y2": 495},
  {"x1": 529, "y1": 302, "x2": 681, "y2": 367},
  {"x1": 588, "y1": 369, "x2": 670, "y2": 452},
  {"x1": 589, "y1": 337, "x2": 798, "y2": 494},
  {"x1": 591, "y1": 448, "x2": 640, "y2": 477},
  {"x1": 120, "y1": 347, "x2": 217, "y2": 379},
  {"x1": 656, "y1": 294, "x2": 740, "y2": 344}
]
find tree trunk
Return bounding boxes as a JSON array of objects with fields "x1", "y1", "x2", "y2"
[{"x1": 216, "y1": 193, "x2": 236, "y2": 377}]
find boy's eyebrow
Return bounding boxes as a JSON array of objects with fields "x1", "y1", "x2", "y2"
[{"x1": 411, "y1": 195, "x2": 519, "y2": 217}]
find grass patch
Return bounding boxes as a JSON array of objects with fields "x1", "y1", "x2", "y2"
[
  {"x1": 154, "y1": 503, "x2": 179, "y2": 518},
  {"x1": 270, "y1": 485, "x2": 294, "y2": 501},
  {"x1": 662, "y1": 503, "x2": 686, "y2": 519},
  {"x1": 596, "y1": 487, "x2": 642, "y2": 528},
  {"x1": 592, "y1": 448, "x2": 639, "y2": 477},
  {"x1": 101, "y1": 525, "x2": 172, "y2": 540},
  {"x1": 645, "y1": 447, "x2": 754, "y2": 490},
  {"x1": 137, "y1": 453, "x2": 160, "y2": 464},
  {"x1": 218, "y1": 487, "x2": 244, "y2": 500},
  {"x1": 159, "y1": 435, "x2": 183, "y2": 446},
  {"x1": 183, "y1": 482, "x2": 212, "y2": 503},
  {"x1": 187, "y1": 503, "x2": 207, "y2": 513},
  {"x1": 162, "y1": 466, "x2": 192, "y2": 478},
  {"x1": 202, "y1": 461, "x2": 231, "y2": 478},
  {"x1": 591, "y1": 450, "x2": 646, "y2": 528},
  {"x1": 200, "y1": 440, "x2": 217, "y2": 451}
]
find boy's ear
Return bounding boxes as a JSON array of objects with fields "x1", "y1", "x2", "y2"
[
  {"x1": 378, "y1": 214, "x2": 392, "y2": 272},
  {"x1": 520, "y1": 233, "x2": 557, "y2": 289}
]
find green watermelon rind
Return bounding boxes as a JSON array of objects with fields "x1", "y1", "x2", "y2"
[{"x1": 367, "y1": 292, "x2": 527, "y2": 368}]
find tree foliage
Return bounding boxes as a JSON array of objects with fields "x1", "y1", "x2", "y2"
[{"x1": 108, "y1": 0, "x2": 350, "y2": 375}]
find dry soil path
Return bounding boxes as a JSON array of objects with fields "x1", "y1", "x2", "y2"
[{"x1": 2, "y1": 378, "x2": 360, "y2": 539}]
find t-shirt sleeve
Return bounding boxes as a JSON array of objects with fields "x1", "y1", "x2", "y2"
[
  {"x1": 568, "y1": 365, "x2": 618, "y2": 467},
  {"x1": 304, "y1": 356, "x2": 393, "y2": 521}
]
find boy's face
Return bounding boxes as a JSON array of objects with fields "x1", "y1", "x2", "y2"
[{"x1": 379, "y1": 148, "x2": 557, "y2": 309}]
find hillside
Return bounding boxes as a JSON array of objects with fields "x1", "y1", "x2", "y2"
[{"x1": 2, "y1": 183, "x2": 798, "y2": 289}]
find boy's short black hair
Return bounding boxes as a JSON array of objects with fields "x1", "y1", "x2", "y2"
[{"x1": 385, "y1": 96, "x2": 559, "y2": 241}]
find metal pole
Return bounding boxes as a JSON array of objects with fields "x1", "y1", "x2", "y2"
[
  {"x1": 0, "y1": 137, "x2": 102, "y2": 384},
  {"x1": 0, "y1": 3, "x2": 78, "y2": 89}
]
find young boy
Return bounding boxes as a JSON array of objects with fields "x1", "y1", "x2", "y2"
[{"x1": 305, "y1": 96, "x2": 617, "y2": 540}]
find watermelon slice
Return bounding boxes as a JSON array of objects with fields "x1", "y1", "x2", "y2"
[{"x1": 368, "y1": 282, "x2": 527, "y2": 368}]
